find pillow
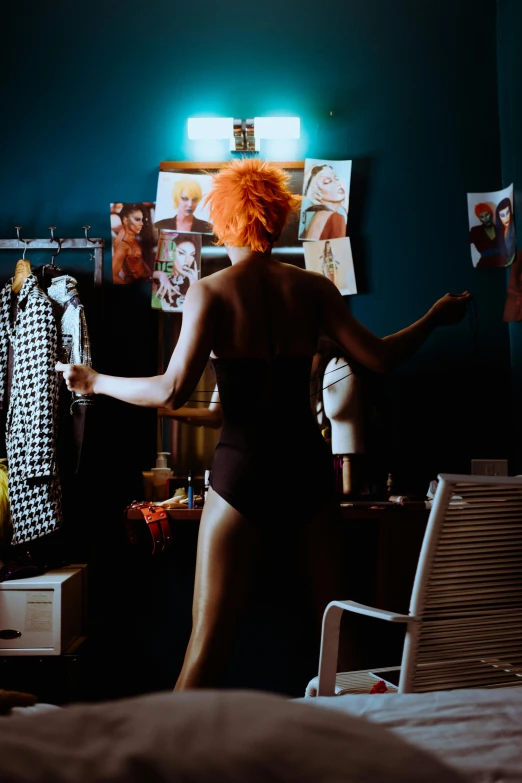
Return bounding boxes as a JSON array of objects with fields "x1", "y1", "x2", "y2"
[{"x1": 0, "y1": 689, "x2": 465, "y2": 782}]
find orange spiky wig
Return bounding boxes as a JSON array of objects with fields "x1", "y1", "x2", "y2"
[
  {"x1": 205, "y1": 158, "x2": 301, "y2": 252},
  {"x1": 474, "y1": 202, "x2": 493, "y2": 218}
]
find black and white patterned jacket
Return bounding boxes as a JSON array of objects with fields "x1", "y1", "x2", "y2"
[{"x1": 0, "y1": 275, "x2": 62, "y2": 544}]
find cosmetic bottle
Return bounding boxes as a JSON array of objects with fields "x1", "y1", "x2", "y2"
[
  {"x1": 151, "y1": 452, "x2": 173, "y2": 502},
  {"x1": 187, "y1": 470, "x2": 194, "y2": 509},
  {"x1": 204, "y1": 470, "x2": 211, "y2": 504}
]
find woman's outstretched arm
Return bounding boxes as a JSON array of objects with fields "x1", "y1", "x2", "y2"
[
  {"x1": 316, "y1": 274, "x2": 471, "y2": 373},
  {"x1": 56, "y1": 281, "x2": 216, "y2": 409}
]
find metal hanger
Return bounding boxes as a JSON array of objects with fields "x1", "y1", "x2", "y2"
[
  {"x1": 82, "y1": 225, "x2": 95, "y2": 244},
  {"x1": 14, "y1": 226, "x2": 30, "y2": 261},
  {"x1": 49, "y1": 226, "x2": 62, "y2": 266}
]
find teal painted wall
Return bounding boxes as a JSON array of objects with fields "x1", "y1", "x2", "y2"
[
  {"x1": 498, "y1": 0, "x2": 522, "y2": 472},
  {"x1": 2, "y1": 0, "x2": 515, "y2": 698},
  {"x1": 2, "y1": 0, "x2": 511, "y2": 496}
]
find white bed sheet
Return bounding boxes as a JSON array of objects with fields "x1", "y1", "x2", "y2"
[{"x1": 300, "y1": 688, "x2": 522, "y2": 783}]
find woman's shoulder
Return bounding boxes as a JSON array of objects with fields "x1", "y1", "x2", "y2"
[
  {"x1": 304, "y1": 210, "x2": 334, "y2": 240},
  {"x1": 186, "y1": 275, "x2": 222, "y2": 301},
  {"x1": 276, "y1": 260, "x2": 328, "y2": 291},
  {"x1": 319, "y1": 211, "x2": 346, "y2": 240},
  {"x1": 114, "y1": 235, "x2": 130, "y2": 251}
]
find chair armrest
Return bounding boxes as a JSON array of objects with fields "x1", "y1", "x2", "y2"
[
  {"x1": 327, "y1": 600, "x2": 415, "y2": 623},
  {"x1": 316, "y1": 602, "x2": 415, "y2": 696}
]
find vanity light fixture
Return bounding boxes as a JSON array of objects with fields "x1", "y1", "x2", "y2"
[{"x1": 187, "y1": 116, "x2": 300, "y2": 152}]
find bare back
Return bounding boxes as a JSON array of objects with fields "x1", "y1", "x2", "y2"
[
  {"x1": 200, "y1": 257, "x2": 322, "y2": 359},
  {"x1": 161, "y1": 246, "x2": 447, "y2": 413}
]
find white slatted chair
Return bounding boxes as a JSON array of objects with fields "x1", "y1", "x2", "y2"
[{"x1": 306, "y1": 474, "x2": 522, "y2": 697}]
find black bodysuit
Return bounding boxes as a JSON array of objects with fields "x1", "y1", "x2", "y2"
[{"x1": 210, "y1": 356, "x2": 335, "y2": 524}]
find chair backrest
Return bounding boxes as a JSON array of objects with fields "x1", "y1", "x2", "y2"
[{"x1": 400, "y1": 473, "x2": 522, "y2": 693}]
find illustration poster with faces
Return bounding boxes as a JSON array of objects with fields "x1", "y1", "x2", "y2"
[
  {"x1": 152, "y1": 230, "x2": 202, "y2": 312},
  {"x1": 110, "y1": 202, "x2": 158, "y2": 285},
  {"x1": 154, "y1": 172, "x2": 213, "y2": 235},
  {"x1": 303, "y1": 237, "x2": 357, "y2": 295},
  {"x1": 467, "y1": 183, "x2": 515, "y2": 269},
  {"x1": 299, "y1": 159, "x2": 352, "y2": 241}
]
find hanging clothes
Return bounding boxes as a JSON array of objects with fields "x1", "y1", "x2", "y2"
[
  {"x1": 0, "y1": 275, "x2": 63, "y2": 544},
  {"x1": 47, "y1": 275, "x2": 93, "y2": 406},
  {"x1": 46, "y1": 274, "x2": 94, "y2": 476}
]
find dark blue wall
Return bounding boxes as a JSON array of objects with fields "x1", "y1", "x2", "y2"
[
  {"x1": 498, "y1": 0, "x2": 522, "y2": 472},
  {"x1": 2, "y1": 0, "x2": 511, "y2": 494}
]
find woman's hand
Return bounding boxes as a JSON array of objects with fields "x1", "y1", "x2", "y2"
[
  {"x1": 55, "y1": 362, "x2": 98, "y2": 394},
  {"x1": 153, "y1": 270, "x2": 178, "y2": 300},
  {"x1": 429, "y1": 292, "x2": 472, "y2": 327},
  {"x1": 182, "y1": 265, "x2": 198, "y2": 284}
]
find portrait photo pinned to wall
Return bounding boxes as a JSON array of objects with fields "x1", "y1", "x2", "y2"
[
  {"x1": 303, "y1": 237, "x2": 357, "y2": 295},
  {"x1": 299, "y1": 158, "x2": 351, "y2": 241},
  {"x1": 152, "y1": 231, "x2": 202, "y2": 312},
  {"x1": 110, "y1": 202, "x2": 158, "y2": 285},
  {"x1": 154, "y1": 172, "x2": 213, "y2": 235},
  {"x1": 467, "y1": 183, "x2": 516, "y2": 268}
]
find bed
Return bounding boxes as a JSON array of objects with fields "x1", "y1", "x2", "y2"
[
  {"x1": 0, "y1": 688, "x2": 464, "y2": 783},
  {"x1": 300, "y1": 688, "x2": 522, "y2": 783},
  {"x1": 0, "y1": 688, "x2": 522, "y2": 783},
  {"x1": 1, "y1": 687, "x2": 521, "y2": 782}
]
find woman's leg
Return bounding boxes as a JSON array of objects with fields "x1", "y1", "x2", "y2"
[{"x1": 174, "y1": 487, "x2": 261, "y2": 690}]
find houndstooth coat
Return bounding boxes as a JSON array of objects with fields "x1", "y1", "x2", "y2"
[{"x1": 0, "y1": 275, "x2": 62, "y2": 544}]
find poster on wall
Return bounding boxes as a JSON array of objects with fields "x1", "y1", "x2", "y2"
[
  {"x1": 152, "y1": 230, "x2": 202, "y2": 312},
  {"x1": 299, "y1": 158, "x2": 351, "y2": 241},
  {"x1": 154, "y1": 172, "x2": 213, "y2": 235},
  {"x1": 110, "y1": 202, "x2": 157, "y2": 285},
  {"x1": 467, "y1": 183, "x2": 516, "y2": 268},
  {"x1": 303, "y1": 237, "x2": 357, "y2": 295}
]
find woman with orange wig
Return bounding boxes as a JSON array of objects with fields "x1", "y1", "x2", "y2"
[{"x1": 56, "y1": 158, "x2": 471, "y2": 691}]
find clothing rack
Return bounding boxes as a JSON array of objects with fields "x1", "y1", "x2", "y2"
[{"x1": 0, "y1": 225, "x2": 105, "y2": 354}]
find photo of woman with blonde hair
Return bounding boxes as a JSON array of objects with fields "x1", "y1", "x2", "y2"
[
  {"x1": 155, "y1": 175, "x2": 213, "y2": 234},
  {"x1": 299, "y1": 159, "x2": 351, "y2": 241}
]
